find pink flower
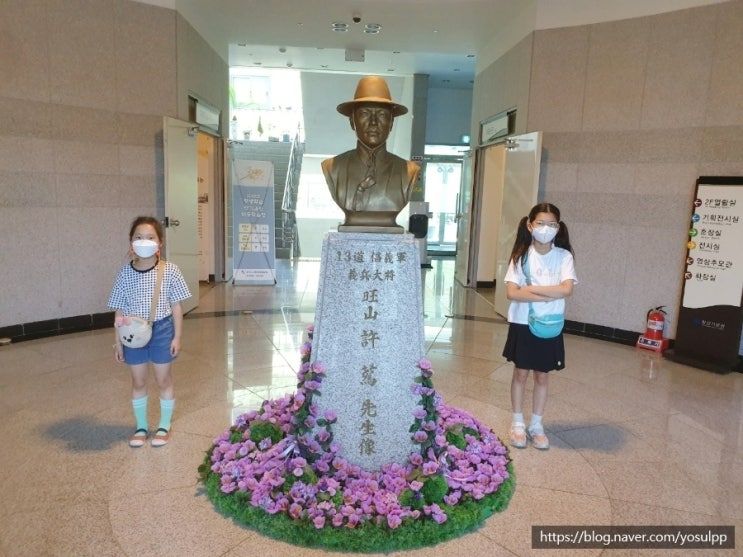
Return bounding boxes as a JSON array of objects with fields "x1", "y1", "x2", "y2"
[
  {"x1": 313, "y1": 515, "x2": 326, "y2": 529},
  {"x1": 418, "y1": 358, "x2": 432, "y2": 370},
  {"x1": 413, "y1": 431, "x2": 428, "y2": 443},
  {"x1": 422, "y1": 461, "x2": 439, "y2": 475},
  {"x1": 289, "y1": 503, "x2": 303, "y2": 519},
  {"x1": 387, "y1": 512, "x2": 403, "y2": 529}
]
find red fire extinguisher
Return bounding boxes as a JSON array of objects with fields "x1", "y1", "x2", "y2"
[
  {"x1": 645, "y1": 306, "x2": 666, "y2": 340},
  {"x1": 637, "y1": 306, "x2": 669, "y2": 351}
]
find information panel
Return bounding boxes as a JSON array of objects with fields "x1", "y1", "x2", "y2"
[
  {"x1": 232, "y1": 160, "x2": 276, "y2": 285},
  {"x1": 670, "y1": 176, "x2": 743, "y2": 372}
]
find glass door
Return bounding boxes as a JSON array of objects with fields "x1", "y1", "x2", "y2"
[{"x1": 422, "y1": 153, "x2": 463, "y2": 254}]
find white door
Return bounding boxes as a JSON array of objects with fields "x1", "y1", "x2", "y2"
[
  {"x1": 453, "y1": 151, "x2": 475, "y2": 285},
  {"x1": 163, "y1": 116, "x2": 199, "y2": 314},
  {"x1": 493, "y1": 131, "x2": 542, "y2": 318}
]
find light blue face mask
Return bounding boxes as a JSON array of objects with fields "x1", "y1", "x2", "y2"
[
  {"x1": 131, "y1": 239, "x2": 159, "y2": 258},
  {"x1": 532, "y1": 225, "x2": 558, "y2": 244}
]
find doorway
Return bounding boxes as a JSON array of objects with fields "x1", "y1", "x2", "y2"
[
  {"x1": 164, "y1": 117, "x2": 226, "y2": 315},
  {"x1": 422, "y1": 156, "x2": 461, "y2": 255},
  {"x1": 453, "y1": 132, "x2": 543, "y2": 312}
]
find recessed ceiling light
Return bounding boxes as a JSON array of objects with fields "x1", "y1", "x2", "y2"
[
  {"x1": 364, "y1": 23, "x2": 382, "y2": 34},
  {"x1": 332, "y1": 22, "x2": 349, "y2": 32}
]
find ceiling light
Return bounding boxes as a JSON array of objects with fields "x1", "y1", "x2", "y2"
[
  {"x1": 331, "y1": 22, "x2": 348, "y2": 32},
  {"x1": 363, "y1": 23, "x2": 382, "y2": 34}
]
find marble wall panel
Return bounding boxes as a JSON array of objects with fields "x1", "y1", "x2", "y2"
[
  {"x1": 528, "y1": 26, "x2": 589, "y2": 133},
  {"x1": 705, "y1": 0, "x2": 743, "y2": 126},
  {"x1": 0, "y1": 0, "x2": 52, "y2": 102},
  {"x1": 582, "y1": 18, "x2": 650, "y2": 131},
  {"x1": 641, "y1": 7, "x2": 716, "y2": 130},
  {"x1": 46, "y1": 0, "x2": 118, "y2": 109}
]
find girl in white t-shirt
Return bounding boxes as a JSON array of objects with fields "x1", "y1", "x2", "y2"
[{"x1": 502, "y1": 203, "x2": 578, "y2": 450}]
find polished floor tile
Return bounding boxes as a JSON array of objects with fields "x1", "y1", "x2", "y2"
[{"x1": 0, "y1": 257, "x2": 741, "y2": 556}]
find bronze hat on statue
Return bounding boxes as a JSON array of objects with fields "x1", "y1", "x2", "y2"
[{"x1": 336, "y1": 76, "x2": 408, "y2": 117}]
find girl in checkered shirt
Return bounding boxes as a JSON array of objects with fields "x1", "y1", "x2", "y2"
[{"x1": 108, "y1": 216, "x2": 191, "y2": 448}]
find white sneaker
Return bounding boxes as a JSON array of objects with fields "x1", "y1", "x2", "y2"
[
  {"x1": 527, "y1": 426, "x2": 549, "y2": 450},
  {"x1": 510, "y1": 422, "x2": 527, "y2": 448}
]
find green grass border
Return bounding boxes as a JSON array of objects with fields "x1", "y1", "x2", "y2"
[{"x1": 201, "y1": 461, "x2": 515, "y2": 553}]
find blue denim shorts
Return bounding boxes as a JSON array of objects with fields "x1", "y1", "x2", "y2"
[{"x1": 123, "y1": 315, "x2": 175, "y2": 365}]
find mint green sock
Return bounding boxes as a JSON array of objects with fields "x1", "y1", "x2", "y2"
[
  {"x1": 132, "y1": 396, "x2": 148, "y2": 431},
  {"x1": 158, "y1": 398, "x2": 175, "y2": 431}
]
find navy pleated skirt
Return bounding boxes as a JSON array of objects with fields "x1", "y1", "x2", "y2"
[{"x1": 502, "y1": 323, "x2": 566, "y2": 372}]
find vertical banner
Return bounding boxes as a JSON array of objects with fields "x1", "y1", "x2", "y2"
[
  {"x1": 670, "y1": 176, "x2": 743, "y2": 372},
  {"x1": 232, "y1": 160, "x2": 276, "y2": 285}
]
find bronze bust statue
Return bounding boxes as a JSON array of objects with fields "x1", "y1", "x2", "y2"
[{"x1": 322, "y1": 76, "x2": 420, "y2": 233}]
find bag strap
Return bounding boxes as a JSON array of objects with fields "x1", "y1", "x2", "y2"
[
  {"x1": 523, "y1": 255, "x2": 536, "y2": 315},
  {"x1": 148, "y1": 259, "x2": 165, "y2": 324}
]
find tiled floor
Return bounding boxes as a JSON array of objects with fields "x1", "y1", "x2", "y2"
[{"x1": 1, "y1": 257, "x2": 741, "y2": 556}]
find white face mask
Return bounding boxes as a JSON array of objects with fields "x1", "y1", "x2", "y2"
[
  {"x1": 131, "y1": 239, "x2": 159, "y2": 258},
  {"x1": 531, "y1": 225, "x2": 558, "y2": 244}
]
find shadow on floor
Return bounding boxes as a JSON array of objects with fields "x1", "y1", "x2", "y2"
[{"x1": 45, "y1": 417, "x2": 132, "y2": 452}]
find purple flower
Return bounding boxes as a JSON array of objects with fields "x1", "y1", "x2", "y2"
[
  {"x1": 313, "y1": 515, "x2": 326, "y2": 529},
  {"x1": 422, "y1": 461, "x2": 439, "y2": 475},
  {"x1": 413, "y1": 431, "x2": 428, "y2": 443},
  {"x1": 418, "y1": 358, "x2": 432, "y2": 370},
  {"x1": 323, "y1": 410, "x2": 337, "y2": 422},
  {"x1": 413, "y1": 407, "x2": 427, "y2": 419},
  {"x1": 289, "y1": 503, "x2": 303, "y2": 519},
  {"x1": 387, "y1": 512, "x2": 403, "y2": 529}
]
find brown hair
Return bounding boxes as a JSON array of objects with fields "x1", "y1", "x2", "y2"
[{"x1": 128, "y1": 216, "x2": 164, "y2": 243}]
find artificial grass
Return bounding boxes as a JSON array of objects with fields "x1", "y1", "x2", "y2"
[{"x1": 201, "y1": 460, "x2": 515, "y2": 553}]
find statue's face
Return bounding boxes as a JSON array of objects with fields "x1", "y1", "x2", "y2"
[{"x1": 351, "y1": 104, "x2": 393, "y2": 148}]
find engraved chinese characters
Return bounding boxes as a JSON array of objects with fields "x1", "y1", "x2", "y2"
[{"x1": 310, "y1": 233, "x2": 425, "y2": 471}]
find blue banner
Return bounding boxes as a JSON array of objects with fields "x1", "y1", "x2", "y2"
[{"x1": 232, "y1": 160, "x2": 276, "y2": 285}]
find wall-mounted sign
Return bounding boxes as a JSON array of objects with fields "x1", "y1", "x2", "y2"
[
  {"x1": 480, "y1": 110, "x2": 514, "y2": 146},
  {"x1": 669, "y1": 176, "x2": 743, "y2": 373}
]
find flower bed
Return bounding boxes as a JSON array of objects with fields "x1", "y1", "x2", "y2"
[{"x1": 199, "y1": 327, "x2": 514, "y2": 552}]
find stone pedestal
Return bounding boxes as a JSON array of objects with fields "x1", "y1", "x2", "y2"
[{"x1": 310, "y1": 232, "x2": 425, "y2": 471}]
